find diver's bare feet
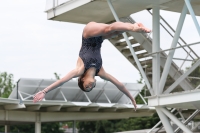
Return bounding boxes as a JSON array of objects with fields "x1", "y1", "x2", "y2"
[{"x1": 132, "y1": 23, "x2": 151, "y2": 33}]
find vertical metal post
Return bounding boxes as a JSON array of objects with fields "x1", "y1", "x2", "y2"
[
  {"x1": 156, "y1": 107, "x2": 174, "y2": 133},
  {"x1": 73, "y1": 120, "x2": 76, "y2": 133},
  {"x1": 152, "y1": 5, "x2": 160, "y2": 95},
  {"x1": 106, "y1": 0, "x2": 153, "y2": 95},
  {"x1": 159, "y1": 4, "x2": 187, "y2": 94},
  {"x1": 16, "y1": 79, "x2": 20, "y2": 99},
  {"x1": 185, "y1": 0, "x2": 200, "y2": 36},
  {"x1": 5, "y1": 125, "x2": 10, "y2": 133},
  {"x1": 35, "y1": 113, "x2": 41, "y2": 133}
]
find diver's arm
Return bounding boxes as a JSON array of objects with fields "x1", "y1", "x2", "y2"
[
  {"x1": 33, "y1": 67, "x2": 83, "y2": 103},
  {"x1": 44, "y1": 68, "x2": 82, "y2": 93},
  {"x1": 98, "y1": 67, "x2": 137, "y2": 110}
]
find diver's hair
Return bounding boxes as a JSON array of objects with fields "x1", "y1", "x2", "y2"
[{"x1": 78, "y1": 74, "x2": 85, "y2": 91}]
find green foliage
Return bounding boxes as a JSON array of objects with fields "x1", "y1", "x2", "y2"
[
  {"x1": 0, "y1": 72, "x2": 15, "y2": 98},
  {"x1": 10, "y1": 124, "x2": 35, "y2": 133},
  {"x1": 78, "y1": 121, "x2": 96, "y2": 133},
  {"x1": 0, "y1": 123, "x2": 63, "y2": 133},
  {"x1": 77, "y1": 115, "x2": 160, "y2": 133},
  {"x1": 54, "y1": 72, "x2": 61, "y2": 80},
  {"x1": 135, "y1": 72, "x2": 147, "y2": 104},
  {"x1": 42, "y1": 122, "x2": 63, "y2": 133}
]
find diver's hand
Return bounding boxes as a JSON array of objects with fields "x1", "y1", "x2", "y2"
[
  {"x1": 33, "y1": 90, "x2": 46, "y2": 103},
  {"x1": 131, "y1": 99, "x2": 137, "y2": 111}
]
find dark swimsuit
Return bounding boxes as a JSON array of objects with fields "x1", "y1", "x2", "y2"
[{"x1": 79, "y1": 36, "x2": 104, "y2": 76}]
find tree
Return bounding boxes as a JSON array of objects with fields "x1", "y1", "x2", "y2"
[
  {"x1": 0, "y1": 72, "x2": 15, "y2": 98},
  {"x1": 54, "y1": 72, "x2": 61, "y2": 80}
]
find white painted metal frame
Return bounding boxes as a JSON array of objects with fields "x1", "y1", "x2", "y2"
[
  {"x1": 106, "y1": 0, "x2": 154, "y2": 96},
  {"x1": 175, "y1": 109, "x2": 200, "y2": 133},
  {"x1": 184, "y1": 0, "x2": 200, "y2": 36},
  {"x1": 12, "y1": 78, "x2": 145, "y2": 109},
  {"x1": 152, "y1": 0, "x2": 200, "y2": 132},
  {"x1": 107, "y1": 0, "x2": 199, "y2": 132},
  {"x1": 159, "y1": 4, "x2": 188, "y2": 94}
]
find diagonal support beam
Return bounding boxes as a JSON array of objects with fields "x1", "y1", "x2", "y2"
[
  {"x1": 148, "y1": 108, "x2": 177, "y2": 133},
  {"x1": 60, "y1": 90, "x2": 67, "y2": 101},
  {"x1": 104, "y1": 92, "x2": 111, "y2": 103},
  {"x1": 159, "y1": 4, "x2": 188, "y2": 94},
  {"x1": 156, "y1": 107, "x2": 174, "y2": 133},
  {"x1": 185, "y1": 0, "x2": 200, "y2": 36},
  {"x1": 175, "y1": 109, "x2": 200, "y2": 133},
  {"x1": 164, "y1": 59, "x2": 200, "y2": 94},
  {"x1": 106, "y1": 0, "x2": 153, "y2": 95},
  {"x1": 92, "y1": 82, "x2": 107, "y2": 102},
  {"x1": 83, "y1": 92, "x2": 91, "y2": 103},
  {"x1": 160, "y1": 107, "x2": 192, "y2": 133},
  {"x1": 138, "y1": 93, "x2": 147, "y2": 105}
]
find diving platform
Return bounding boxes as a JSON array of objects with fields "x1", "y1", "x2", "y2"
[
  {"x1": 0, "y1": 78, "x2": 154, "y2": 125},
  {"x1": 0, "y1": 78, "x2": 155, "y2": 133},
  {"x1": 45, "y1": 0, "x2": 200, "y2": 24},
  {"x1": 148, "y1": 89, "x2": 200, "y2": 109}
]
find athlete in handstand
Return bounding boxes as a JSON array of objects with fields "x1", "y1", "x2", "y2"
[{"x1": 33, "y1": 21, "x2": 151, "y2": 110}]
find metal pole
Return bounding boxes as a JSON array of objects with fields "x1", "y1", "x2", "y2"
[
  {"x1": 144, "y1": 42, "x2": 200, "y2": 56},
  {"x1": 159, "y1": 4, "x2": 187, "y2": 94},
  {"x1": 154, "y1": 108, "x2": 179, "y2": 133},
  {"x1": 138, "y1": 93, "x2": 147, "y2": 104},
  {"x1": 152, "y1": 5, "x2": 160, "y2": 95},
  {"x1": 175, "y1": 109, "x2": 200, "y2": 133},
  {"x1": 147, "y1": 108, "x2": 176, "y2": 133},
  {"x1": 144, "y1": 41, "x2": 200, "y2": 56},
  {"x1": 147, "y1": 9, "x2": 199, "y2": 59},
  {"x1": 147, "y1": 121, "x2": 162, "y2": 133},
  {"x1": 156, "y1": 107, "x2": 174, "y2": 133},
  {"x1": 16, "y1": 79, "x2": 21, "y2": 99},
  {"x1": 35, "y1": 113, "x2": 41, "y2": 133},
  {"x1": 73, "y1": 120, "x2": 76, "y2": 133},
  {"x1": 5, "y1": 125, "x2": 10, "y2": 133},
  {"x1": 106, "y1": 0, "x2": 153, "y2": 95},
  {"x1": 185, "y1": 0, "x2": 200, "y2": 36},
  {"x1": 160, "y1": 107, "x2": 193, "y2": 133}
]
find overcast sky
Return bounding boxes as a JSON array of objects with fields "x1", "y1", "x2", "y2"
[{"x1": 0, "y1": 0, "x2": 200, "y2": 84}]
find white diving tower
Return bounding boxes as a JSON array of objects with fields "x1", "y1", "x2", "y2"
[{"x1": 45, "y1": 0, "x2": 200, "y2": 132}]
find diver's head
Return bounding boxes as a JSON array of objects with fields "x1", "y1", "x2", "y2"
[{"x1": 78, "y1": 74, "x2": 96, "y2": 92}]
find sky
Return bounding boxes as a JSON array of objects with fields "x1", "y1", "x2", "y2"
[{"x1": 0, "y1": 0, "x2": 200, "y2": 84}]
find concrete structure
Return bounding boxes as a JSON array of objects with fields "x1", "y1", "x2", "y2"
[
  {"x1": 44, "y1": 0, "x2": 200, "y2": 132},
  {"x1": 0, "y1": 78, "x2": 153, "y2": 133}
]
